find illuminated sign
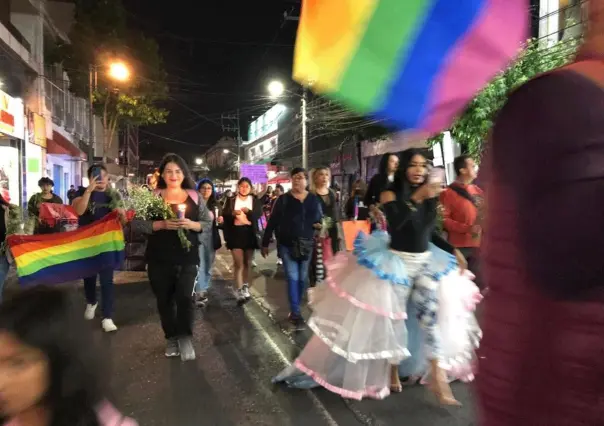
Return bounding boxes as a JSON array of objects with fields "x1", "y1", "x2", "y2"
[
  {"x1": 247, "y1": 104, "x2": 286, "y2": 142},
  {"x1": 0, "y1": 90, "x2": 24, "y2": 139}
]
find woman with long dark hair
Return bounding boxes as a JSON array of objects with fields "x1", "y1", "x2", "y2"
[
  {"x1": 364, "y1": 153, "x2": 399, "y2": 214},
  {"x1": 132, "y1": 153, "x2": 211, "y2": 361},
  {"x1": 273, "y1": 149, "x2": 481, "y2": 405},
  {"x1": 222, "y1": 177, "x2": 262, "y2": 304},
  {"x1": 0, "y1": 286, "x2": 137, "y2": 426},
  {"x1": 193, "y1": 178, "x2": 222, "y2": 307}
]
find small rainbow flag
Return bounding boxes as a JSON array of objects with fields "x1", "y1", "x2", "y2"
[
  {"x1": 7, "y1": 212, "x2": 125, "y2": 286},
  {"x1": 294, "y1": 0, "x2": 528, "y2": 134}
]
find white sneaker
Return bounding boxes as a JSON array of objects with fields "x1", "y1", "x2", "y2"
[
  {"x1": 276, "y1": 258, "x2": 283, "y2": 266},
  {"x1": 251, "y1": 260, "x2": 258, "y2": 268},
  {"x1": 84, "y1": 303, "x2": 98, "y2": 320},
  {"x1": 242, "y1": 284, "x2": 251, "y2": 300},
  {"x1": 101, "y1": 318, "x2": 118, "y2": 332}
]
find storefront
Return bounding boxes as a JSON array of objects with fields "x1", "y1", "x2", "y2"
[
  {"x1": 25, "y1": 111, "x2": 47, "y2": 204},
  {"x1": 0, "y1": 90, "x2": 25, "y2": 205},
  {"x1": 46, "y1": 129, "x2": 86, "y2": 202}
]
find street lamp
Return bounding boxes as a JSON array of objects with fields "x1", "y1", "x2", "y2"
[
  {"x1": 88, "y1": 60, "x2": 131, "y2": 164},
  {"x1": 195, "y1": 157, "x2": 203, "y2": 165},
  {"x1": 223, "y1": 149, "x2": 230, "y2": 154},
  {"x1": 108, "y1": 62, "x2": 130, "y2": 82},
  {"x1": 267, "y1": 80, "x2": 285, "y2": 98},
  {"x1": 267, "y1": 80, "x2": 308, "y2": 169}
]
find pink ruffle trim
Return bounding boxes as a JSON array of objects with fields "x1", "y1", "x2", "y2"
[
  {"x1": 294, "y1": 359, "x2": 390, "y2": 401},
  {"x1": 324, "y1": 276, "x2": 407, "y2": 320}
]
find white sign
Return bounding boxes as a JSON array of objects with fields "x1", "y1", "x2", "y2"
[
  {"x1": 0, "y1": 90, "x2": 24, "y2": 140},
  {"x1": 0, "y1": 146, "x2": 20, "y2": 204},
  {"x1": 248, "y1": 104, "x2": 285, "y2": 142}
]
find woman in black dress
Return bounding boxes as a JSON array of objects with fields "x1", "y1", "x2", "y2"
[{"x1": 222, "y1": 177, "x2": 263, "y2": 304}]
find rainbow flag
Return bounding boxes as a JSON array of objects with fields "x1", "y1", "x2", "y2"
[
  {"x1": 7, "y1": 212, "x2": 125, "y2": 286},
  {"x1": 294, "y1": 0, "x2": 528, "y2": 134}
]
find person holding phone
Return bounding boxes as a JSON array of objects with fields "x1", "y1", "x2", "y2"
[{"x1": 72, "y1": 164, "x2": 124, "y2": 333}]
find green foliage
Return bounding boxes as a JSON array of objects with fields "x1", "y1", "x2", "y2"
[
  {"x1": 53, "y1": 0, "x2": 168, "y2": 150},
  {"x1": 430, "y1": 37, "x2": 580, "y2": 158},
  {"x1": 207, "y1": 162, "x2": 237, "y2": 183}
]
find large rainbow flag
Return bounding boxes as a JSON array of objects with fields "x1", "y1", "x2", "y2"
[
  {"x1": 294, "y1": 0, "x2": 528, "y2": 135},
  {"x1": 7, "y1": 212, "x2": 125, "y2": 286}
]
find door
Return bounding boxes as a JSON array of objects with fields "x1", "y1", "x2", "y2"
[{"x1": 53, "y1": 165, "x2": 63, "y2": 200}]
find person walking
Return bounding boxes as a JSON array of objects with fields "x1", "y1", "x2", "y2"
[
  {"x1": 261, "y1": 168, "x2": 323, "y2": 329},
  {"x1": 72, "y1": 165, "x2": 123, "y2": 332},
  {"x1": 439, "y1": 155, "x2": 484, "y2": 288},
  {"x1": 27, "y1": 178, "x2": 63, "y2": 234},
  {"x1": 132, "y1": 154, "x2": 211, "y2": 361},
  {"x1": 194, "y1": 178, "x2": 222, "y2": 307},
  {"x1": 221, "y1": 177, "x2": 263, "y2": 304}
]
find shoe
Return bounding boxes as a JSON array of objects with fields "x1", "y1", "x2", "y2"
[
  {"x1": 276, "y1": 258, "x2": 283, "y2": 266},
  {"x1": 251, "y1": 260, "x2": 258, "y2": 268},
  {"x1": 288, "y1": 313, "x2": 306, "y2": 331},
  {"x1": 84, "y1": 303, "x2": 98, "y2": 320},
  {"x1": 241, "y1": 284, "x2": 251, "y2": 300},
  {"x1": 165, "y1": 338, "x2": 180, "y2": 357},
  {"x1": 101, "y1": 318, "x2": 118, "y2": 332},
  {"x1": 195, "y1": 292, "x2": 209, "y2": 307},
  {"x1": 178, "y1": 337, "x2": 196, "y2": 361},
  {"x1": 307, "y1": 287, "x2": 316, "y2": 305},
  {"x1": 428, "y1": 360, "x2": 462, "y2": 406}
]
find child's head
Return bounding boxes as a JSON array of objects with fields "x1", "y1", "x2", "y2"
[{"x1": 0, "y1": 287, "x2": 104, "y2": 424}]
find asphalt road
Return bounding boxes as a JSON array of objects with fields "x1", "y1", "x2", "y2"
[{"x1": 96, "y1": 254, "x2": 477, "y2": 426}]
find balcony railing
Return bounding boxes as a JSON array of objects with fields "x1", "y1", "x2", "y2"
[{"x1": 44, "y1": 77, "x2": 91, "y2": 142}]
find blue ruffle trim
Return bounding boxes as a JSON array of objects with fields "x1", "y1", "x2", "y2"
[{"x1": 351, "y1": 230, "x2": 457, "y2": 286}]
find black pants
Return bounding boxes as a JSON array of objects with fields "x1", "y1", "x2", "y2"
[
  {"x1": 459, "y1": 247, "x2": 483, "y2": 290},
  {"x1": 148, "y1": 263, "x2": 197, "y2": 340}
]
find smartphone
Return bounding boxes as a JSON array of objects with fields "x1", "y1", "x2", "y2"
[
  {"x1": 91, "y1": 166, "x2": 102, "y2": 180},
  {"x1": 429, "y1": 167, "x2": 445, "y2": 185}
]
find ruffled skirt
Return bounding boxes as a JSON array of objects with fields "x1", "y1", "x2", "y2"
[{"x1": 273, "y1": 231, "x2": 482, "y2": 400}]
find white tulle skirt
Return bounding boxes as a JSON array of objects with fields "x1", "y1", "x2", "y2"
[{"x1": 273, "y1": 231, "x2": 482, "y2": 400}]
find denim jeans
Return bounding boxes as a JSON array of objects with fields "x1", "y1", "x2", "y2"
[
  {"x1": 83, "y1": 267, "x2": 115, "y2": 319},
  {"x1": 280, "y1": 244, "x2": 312, "y2": 317},
  {"x1": 194, "y1": 244, "x2": 215, "y2": 294},
  {"x1": 0, "y1": 255, "x2": 9, "y2": 303}
]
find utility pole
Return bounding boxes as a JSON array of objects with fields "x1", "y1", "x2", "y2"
[
  {"x1": 88, "y1": 65, "x2": 97, "y2": 166},
  {"x1": 221, "y1": 110, "x2": 241, "y2": 175},
  {"x1": 301, "y1": 88, "x2": 308, "y2": 169}
]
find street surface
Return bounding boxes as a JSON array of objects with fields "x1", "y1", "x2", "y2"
[{"x1": 39, "y1": 245, "x2": 477, "y2": 426}]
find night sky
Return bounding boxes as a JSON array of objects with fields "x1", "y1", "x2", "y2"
[{"x1": 122, "y1": 0, "x2": 300, "y2": 162}]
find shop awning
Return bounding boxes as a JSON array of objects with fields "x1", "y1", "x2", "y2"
[
  {"x1": 268, "y1": 172, "x2": 290, "y2": 184},
  {"x1": 47, "y1": 131, "x2": 87, "y2": 161}
]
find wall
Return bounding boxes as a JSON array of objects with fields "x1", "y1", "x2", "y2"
[{"x1": 46, "y1": 153, "x2": 79, "y2": 201}]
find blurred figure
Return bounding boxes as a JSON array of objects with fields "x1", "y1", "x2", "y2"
[
  {"x1": 364, "y1": 153, "x2": 399, "y2": 228},
  {"x1": 344, "y1": 179, "x2": 369, "y2": 220},
  {"x1": 67, "y1": 185, "x2": 77, "y2": 205},
  {"x1": 477, "y1": 5, "x2": 604, "y2": 424},
  {"x1": 0, "y1": 286, "x2": 137, "y2": 425}
]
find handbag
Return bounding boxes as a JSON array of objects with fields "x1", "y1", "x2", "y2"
[{"x1": 291, "y1": 237, "x2": 314, "y2": 260}]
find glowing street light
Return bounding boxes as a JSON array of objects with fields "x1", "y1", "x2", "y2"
[
  {"x1": 108, "y1": 62, "x2": 130, "y2": 82},
  {"x1": 195, "y1": 158, "x2": 203, "y2": 165},
  {"x1": 267, "y1": 80, "x2": 285, "y2": 98},
  {"x1": 223, "y1": 149, "x2": 230, "y2": 154}
]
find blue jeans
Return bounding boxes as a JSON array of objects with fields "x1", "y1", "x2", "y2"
[
  {"x1": 83, "y1": 267, "x2": 114, "y2": 319},
  {"x1": 0, "y1": 255, "x2": 10, "y2": 303},
  {"x1": 280, "y1": 244, "x2": 312, "y2": 317},
  {"x1": 194, "y1": 244, "x2": 215, "y2": 294}
]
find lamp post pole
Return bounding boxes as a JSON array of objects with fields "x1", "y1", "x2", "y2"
[{"x1": 88, "y1": 64, "x2": 97, "y2": 165}]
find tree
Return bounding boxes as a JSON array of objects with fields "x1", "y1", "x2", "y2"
[
  {"x1": 207, "y1": 161, "x2": 238, "y2": 183},
  {"x1": 51, "y1": 0, "x2": 168, "y2": 157},
  {"x1": 430, "y1": 36, "x2": 580, "y2": 158}
]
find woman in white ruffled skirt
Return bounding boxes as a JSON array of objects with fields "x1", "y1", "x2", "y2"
[{"x1": 273, "y1": 149, "x2": 482, "y2": 405}]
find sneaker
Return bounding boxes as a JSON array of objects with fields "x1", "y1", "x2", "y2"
[
  {"x1": 84, "y1": 303, "x2": 98, "y2": 320},
  {"x1": 288, "y1": 313, "x2": 306, "y2": 331},
  {"x1": 101, "y1": 318, "x2": 118, "y2": 332},
  {"x1": 165, "y1": 338, "x2": 180, "y2": 357},
  {"x1": 276, "y1": 258, "x2": 283, "y2": 266},
  {"x1": 241, "y1": 284, "x2": 251, "y2": 300},
  {"x1": 178, "y1": 337, "x2": 196, "y2": 361},
  {"x1": 251, "y1": 260, "x2": 258, "y2": 268},
  {"x1": 195, "y1": 292, "x2": 209, "y2": 307}
]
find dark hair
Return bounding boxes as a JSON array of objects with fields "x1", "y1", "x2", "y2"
[
  {"x1": 394, "y1": 148, "x2": 436, "y2": 209},
  {"x1": 371, "y1": 153, "x2": 399, "y2": 192},
  {"x1": 453, "y1": 155, "x2": 471, "y2": 176},
  {"x1": 274, "y1": 184, "x2": 284, "y2": 192},
  {"x1": 0, "y1": 287, "x2": 104, "y2": 426},
  {"x1": 197, "y1": 178, "x2": 217, "y2": 210},
  {"x1": 156, "y1": 153, "x2": 196, "y2": 190},
  {"x1": 86, "y1": 164, "x2": 107, "y2": 179},
  {"x1": 237, "y1": 177, "x2": 253, "y2": 190},
  {"x1": 290, "y1": 167, "x2": 307, "y2": 178},
  {"x1": 38, "y1": 177, "x2": 54, "y2": 187}
]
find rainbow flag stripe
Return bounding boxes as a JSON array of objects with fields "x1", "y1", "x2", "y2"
[
  {"x1": 294, "y1": 0, "x2": 528, "y2": 134},
  {"x1": 7, "y1": 212, "x2": 125, "y2": 286}
]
